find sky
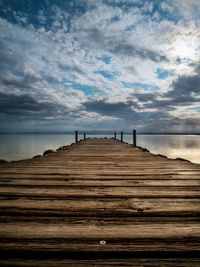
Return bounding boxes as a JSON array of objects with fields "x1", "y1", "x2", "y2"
[{"x1": 0, "y1": 0, "x2": 200, "y2": 133}]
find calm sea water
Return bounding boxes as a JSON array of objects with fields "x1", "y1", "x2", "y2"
[{"x1": 0, "y1": 134, "x2": 200, "y2": 164}]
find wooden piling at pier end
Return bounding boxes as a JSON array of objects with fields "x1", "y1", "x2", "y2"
[{"x1": 0, "y1": 134, "x2": 200, "y2": 266}]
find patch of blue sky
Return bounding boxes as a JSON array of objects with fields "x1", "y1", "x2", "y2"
[
  {"x1": 95, "y1": 70, "x2": 120, "y2": 81},
  {"x1": 0, "y1": 0, "x2": 89, "y2": 29},
  {"x1": 62, "y1": 78, "x2": 95, "y2": 96},
  {"x1": 104, "y1": 0, "x2": 179, "y2": 22},
  {"x1": 122, "y1": 81, "x2": 159, "y2": 91},
  {"x1": 72, "y1": 83, "x2": 95, "y2": 96},
  {"x1": 156, "y1": 9, "x2": 180, "y2": 23},
  {"x1": 110, "y1": 15, "x2": 120, "y2": 23},
  {"x1": 143, "y1": 1, "x2": 181, "y2": 23},
  {"x1": 156, "y1": 68, "x2": 174, "y2": 80},
  {"x1": 125, "y1": 24, "x2": 136, "y2": 32},
  {"x1": 121, "y1": 0, "x2": 179, "y2": 23},
  {"x1": 96, "y1": 55, "x2": 111, "y2": 64},
  {"x1": 187, "y1": 107, "x2": 200, "y2": 113},
  {"x1": 103, "y1": 0, "x2": 140, "y2": 11}
]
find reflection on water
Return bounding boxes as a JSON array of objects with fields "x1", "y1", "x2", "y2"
[
  {"x1": 0, "y1": 134, "x2": 74, "y2": 161},
  {"x1": 124, "y1": 135, "x2": 200, "y2": 164},
  {"x1": 0, "y1": 134, "x2": 200, "y2": 164}
]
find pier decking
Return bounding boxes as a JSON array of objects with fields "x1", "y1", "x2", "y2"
[{"x1": 0, "y1": 138, "x2": 200, "y2": 266}]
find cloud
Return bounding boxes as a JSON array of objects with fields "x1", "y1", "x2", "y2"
[
  {"x1": 0, "y1": 0, "x2": 200, "y2": 132},
  {"x1": 109, "y1": 42, "x2": 168, "y2": 62},
  {"x1": 84, "y1": 99, "x2": 136, "y2": 118},
  {"x1": 78, "y1": 26, "x2": 168, "y2": 62},
  {"x1": 166, "y1": 64, "x2": 200, "y2": 105},
  {"x1": 0, "y1": 92, "x2": 69, "y2": 118}
]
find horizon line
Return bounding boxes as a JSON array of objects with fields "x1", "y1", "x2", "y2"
[{"x1": 0, "y1": 132, "x2": 199, "y2": 135}]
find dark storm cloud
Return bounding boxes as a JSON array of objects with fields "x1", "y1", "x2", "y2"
[
  {"x1": 165, "y1": 67, "x2": 200, "y2": 104},
  {"x1": 131, "y1": 93, "x2": 156, "y2": 102},
  {"x1": 84, "y1": 96, "x2": 200, "y2": 133},
  {"x1": 83, "y1": 98, "x2": 167, "y2": 124},
  {"x1": 84, "y1": 99, "x2": 137, "y2": 119},
  {"x1": 0, "y1": 93, "x2": 67, "y2": 118}
]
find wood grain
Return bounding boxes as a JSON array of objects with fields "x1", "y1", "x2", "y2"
[{"x1": 0, "y1": 138, "x2": 200, "y2": 266}]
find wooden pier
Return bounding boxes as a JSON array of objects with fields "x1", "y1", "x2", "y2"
[{"x1": 0, "y1": 138, "x2": 200, "y2": 266}]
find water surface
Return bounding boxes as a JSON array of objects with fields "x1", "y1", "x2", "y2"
[
  {"x1": 0, "y1": 134, "x2": 74, "y2": 161},
  {"x1": 0, "y1": 134, "x2": 200, "y2": 164},
  {"x1": 124, "y1": 135, "x2": 200, "y2": 164}
]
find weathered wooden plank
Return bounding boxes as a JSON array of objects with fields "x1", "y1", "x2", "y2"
[
  {"x1": 0, "y1": 177, "x2": 199, "y2": 186},
  {"x1": 0, "y1": 222, "x2": 200, "y2": 255},
  {"x1": 0, "y1": 258, "x2": 200, "y2": 267},
  {"x1": 0, "y1": 138, "x2": 199, "y2": 265},
  {"x1": 3, "y1": 166, "x2": 199, "y2": 171},
  {"x1": 1, "y1": 222, "x2": 200, "y2": 239},
  {"x1": 1, "y1": 215, "x2": 199, "y2": 223},
  {"x1": 0, "y1": 198, "x2": 199, "y2": 216},
  {"x1": 1, "y1": 170, "x2": 199, "y2": 178},
  {"x1": 1, "y1": 197, "x2": 199, "y2": 207},
  {"x1": 0, "y1": 173, "x2": 200, "y2": 179},
  {"x1": 21, "y1": 158, "x2": 195, "y2": 164},
  {"x1": 0, "y1": 185, "x2": 199, "y2": 198}
]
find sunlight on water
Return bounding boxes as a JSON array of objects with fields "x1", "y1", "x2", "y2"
[
  {"x1": 124, "y1": 135, "x2": 200, "y2": 164},
  {"x1": 0, "y1": 134, "x2": 200, "y2": 164}
]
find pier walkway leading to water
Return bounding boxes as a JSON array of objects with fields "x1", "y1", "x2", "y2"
[{"x1": 0, "y1": 138, "x2": 200, "y2": 266}]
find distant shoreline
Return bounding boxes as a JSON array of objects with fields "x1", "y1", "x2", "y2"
[{"x1": 0, "y1": 132, "x2": 199, "y2": 135}]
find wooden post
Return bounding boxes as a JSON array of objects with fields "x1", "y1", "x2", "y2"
[
  {"x1": 133, "y1": 129, "x2": 136, "y2": 147},
  {"x1": 114, "y1": 132, "x2": 116, "y2": 139},
  {"x1": 121, "y1": 131, "x2": 123, "y2": 142},
  {"x1": 75, "y1": 131, "x2": 78, "y2": 143},
  {"x1": 84, "y1": 133, "x2": 86, "y2": 140}
]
